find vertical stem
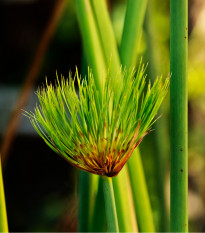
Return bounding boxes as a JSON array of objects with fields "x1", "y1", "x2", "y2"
[
  {"x1": 102, "y1": 177, "x2": 119, "y2": 233},
  {"x1": 0, "y1": 157, "x2": 8, "y2": 232},
  {"x1": 78, "y1": 171, "x2": 91, "y2": 232},
  {"x1": 120, "y1": 0, "x2": 148, "y2": 68},
  {"x1": 128, "y1": 149, "x2": 155, "y2": 232},
  {"x1": 113, "y1": 167, "x2": 138, "y2": 232},
  {"x1": 78, "y1": 171, "x2": 98, "y2": 232},
  {"x1": 119, "y1": 0, "x2": 155, "y2": 231},
  {"x1": 170, "y1": 0, "x2": 188, "y2": 232},
  {"x1": 75, "y1": 0, "x2": 106, "y2": 94},
  {"x1": 90, "y1": 0, "x2": 121, "y2": 82},
  {"x1": 90, "y1": 177, "x2": 106, "y2": 232}
]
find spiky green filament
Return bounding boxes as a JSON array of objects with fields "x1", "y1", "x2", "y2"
[{"x1": 25, "y1": 66, "x2": 169, "y2": 177}]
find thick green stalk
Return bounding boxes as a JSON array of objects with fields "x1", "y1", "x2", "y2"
[
  {"x1": 128, "y1": 149, "x2": 155, "y2": 232},
  {"x1": 75, "y1": 0, "x2": 106, "y2": 93},
  {"x1": 119, "y1": 0, "x2": 155, "y2": 231},
  {"x1": 102, "y1": 177, "x2": 119, "y2": 233},
  {"x1": 90, "y1": 177, "x2": 106, "y2": 232},
  {"x1": 91, "y1": 1, "x2": 138, "y2": 231},
  {"x1": 170, "y1": 0, "x2": 188, "y2": 232},
  {"x1": 90, "y1": 0, "x2": 121, "y2": 84},
  {"x1": 120, "y1": 0, "x2": 148, "y2": 68},
  {"x1": 113, "y1": 167, "x2": 138, "y2": 232},
  {"x1": 0, "y1": 157, "x2": 8, "y2": 232},
  {"x1": 78, "y1": 171, "x2": 97, "y2": 232}
]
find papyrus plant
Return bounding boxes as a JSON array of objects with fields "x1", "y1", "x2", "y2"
[
  {"x1": 25, "y1": 62, "x2": 168, "y2": 232},
  {"x1": 26, "y1": 65, "x2": 168, "y2": 177}
]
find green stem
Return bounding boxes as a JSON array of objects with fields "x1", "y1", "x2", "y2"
[
  {"x1": 90, "y1": 0, "x2": 121, "y2": 83},
  {"x1": 120, "y1": 0, "x2": 148, "y2": 68},
  {"x1": 128, "y1": 149, "x2": 155, "y2": 232},
  {"x1": 78, "y1": 171, "x2": 98, "y2": 232},
  {"x1": 75, "y1": 0, "x2": 106, "y2": 94},
  {"x1": 119, "y1": 0, "x2": 155, "y2": 231},
  {"x1": 90, "y1": 177, "x2": 106, "y2": 232},
  {"x1": 170, "y1": 0, "x2": 188, "y2": 231},
  {"x1": 102, "y1": 177, "x2": 119, "y2": 233},
  {"x1": 0, "y1": 157, "x2": 8, "y2": 232},
  {"x1": 113, "y1": 167, "x2": 138, "y2": 232}
]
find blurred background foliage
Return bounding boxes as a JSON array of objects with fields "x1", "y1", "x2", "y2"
[{"x1": 0, "y1": 0, "x2": 205, "y2": 231}]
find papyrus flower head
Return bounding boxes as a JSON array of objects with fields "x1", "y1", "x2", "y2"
[{"x1": 26, "y1": 65, "x2": 169, "y2": 177}]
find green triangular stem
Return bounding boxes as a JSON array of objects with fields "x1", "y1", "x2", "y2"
[
  {"x1": 78, "y1": 171, "x2": 98, "y2": 232},
  {"x1": 90, "y1": 177, "x2": 106, "y2": 232},
  {"x1": 128, "y1": 149, "x2": 155, "y2": 232},
  {"x1": 120, "y1": 0, "x2": 148, "y2": 68},
  {"x1": 102, "y1": 177, "x2": 119, "y2": 233},
  {"x1": 119, "y1": 0, "x2": 155, "y2": 231},
  {"x1": 170, "y1": 0, "x2": 188, "y2": 231},
  {"x1": 0, "y1": 156, "x2": 8, "y2": 232}
]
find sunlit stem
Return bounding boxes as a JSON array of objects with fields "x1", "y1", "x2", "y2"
[
  {"x1": 102, "y1": 177, "x2": 119, "y2": 233},
  {"x1": 0, "y1": 156, "x2": 8, "y2": 232}
]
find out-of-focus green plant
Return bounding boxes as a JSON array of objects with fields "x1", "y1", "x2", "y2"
[
  {"x1": 144, "y1": 1, "x2": 170, "y2": 230},
  {"x1": 188, "y1": 6, "x2": 205, "y2": 100}
]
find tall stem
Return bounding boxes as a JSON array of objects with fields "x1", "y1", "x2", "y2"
[
  {"x1": 90, "y1": 177, "x2": 106, "y2": 232},
  {"x1": 0, "y1": 157, "x2": 8, "y2": 232},
  {"x1": 120, "y1": 0, "x2": 148, "y2": 68},
  {"x1": 78, "y1": 171, "x2": 98, "y2": 232},
  {"x1": 120, "y1": 0, "x2": 155, "y2": 231},
  {"x1": 113, "y1": 167, "x2": 138, "y2": 232},
  {"x1": 170, "y1": 0, "x2": 188, "y2": 231},
  {"x1": 90, "y1": 0, "x2": 121, "y2": 83},
  {"x1": 102, "y1": 177, "x2": 119, "y2": 233},
  {"x1": 75, "y1": 0, "x2": 106, "y2": 94},
  {"x1": 128, "y1": 149, "x2": 155, "y2": 232}
]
